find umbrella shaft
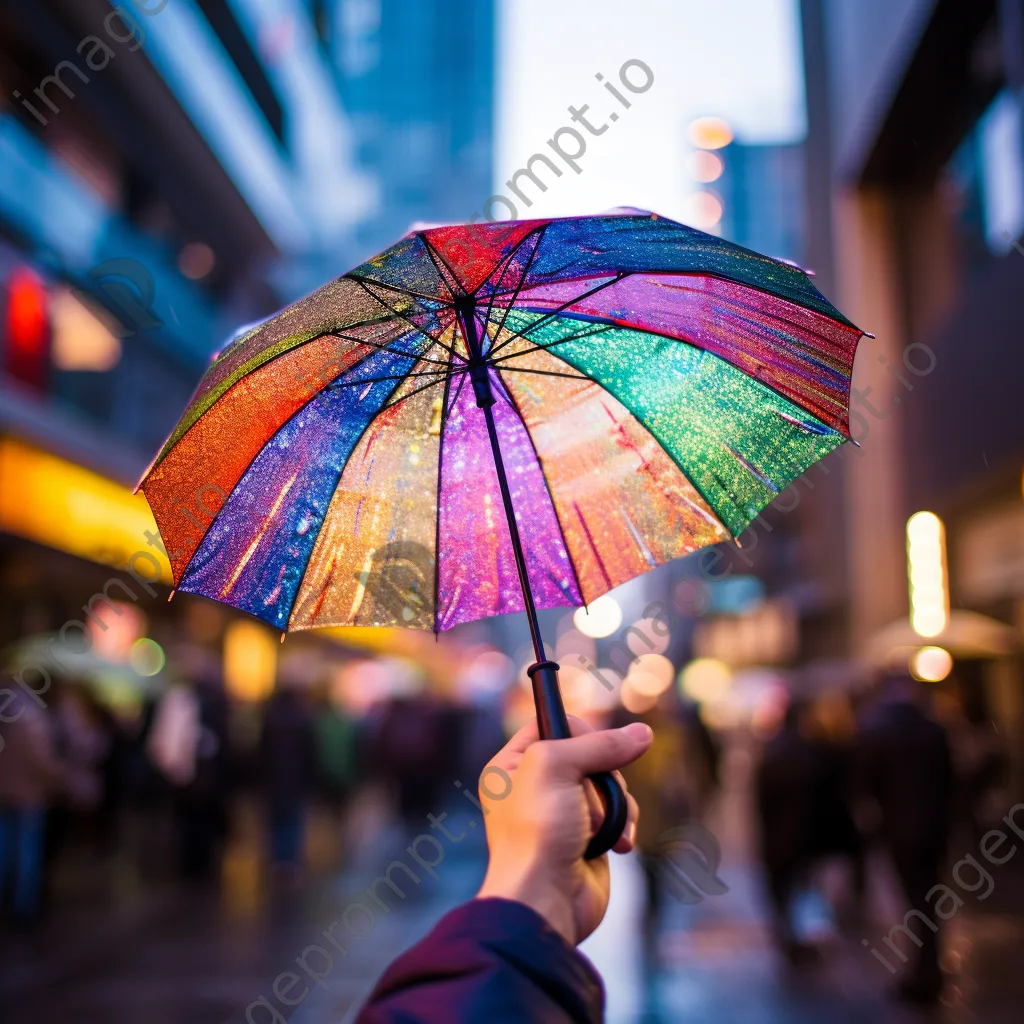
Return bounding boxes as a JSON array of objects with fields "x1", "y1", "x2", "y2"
[
  {"x1": 457, "y1": 299, "x2": 548, "y2": 665},
  {"x1": 480, "y1": 398, "x2": 548, "y2": 665}
]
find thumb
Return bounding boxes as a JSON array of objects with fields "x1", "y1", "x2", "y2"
[{"x1": 541, "y1": 722, "x2": 653, "y2": 781}]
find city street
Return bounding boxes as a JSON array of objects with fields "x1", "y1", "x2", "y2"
[{"x1": 5, "y1": 754, "x2": 1024, "y2": 1024}]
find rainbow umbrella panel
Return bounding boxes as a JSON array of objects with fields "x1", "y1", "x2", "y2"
[{"x1": 140, "y1": 209, "x2": 865, "y2": 638}]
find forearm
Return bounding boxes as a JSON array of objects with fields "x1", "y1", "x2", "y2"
[{"x1": 356, "y1": 898, "x2": 603, "y2": 1023}]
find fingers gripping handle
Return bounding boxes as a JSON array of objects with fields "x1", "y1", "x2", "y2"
[{"x1": 527, "y1": 660, "x2": 629, "y2": 860}]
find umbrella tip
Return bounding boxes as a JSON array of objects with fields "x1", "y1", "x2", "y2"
[
  {"x1": 280, "y1": 632, "x2": 287, "y2": 644},
  {"x1": 863, "y1": 331, "x2": 877, "y2": 339},
  {"x1": 168, "y1": 589, "x2": 176, "y2": 603}
]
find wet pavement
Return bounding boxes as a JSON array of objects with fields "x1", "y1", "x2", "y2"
[{"x1": 4, "y1": 763, "x2": 1024, "y2": 1023}]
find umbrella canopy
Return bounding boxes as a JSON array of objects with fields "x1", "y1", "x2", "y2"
[{"x1": 139, "y1": 209, "x2": 865, "y2": 638}]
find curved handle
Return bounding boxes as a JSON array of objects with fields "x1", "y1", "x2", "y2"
[
  {"x1": 528, "y1": 660, "x2": 629, "y2": 860},
  {"x1": 582, "y1": 769, "x2": 629, "y2": 859}
]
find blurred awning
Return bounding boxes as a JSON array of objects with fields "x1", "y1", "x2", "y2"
[
  {"x1": 0, "y1": 435, "x2": 171, "y2": 584},
  {"x1": 865, "y1": 610, "x2": 1019, "y2": 665}
]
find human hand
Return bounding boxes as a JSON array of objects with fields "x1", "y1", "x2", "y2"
[{"x1": 475, "y1": 716, "x2": 652, "y2": 946}]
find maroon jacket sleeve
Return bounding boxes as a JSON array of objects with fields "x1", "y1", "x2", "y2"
[{"x1": 355, "y1": 897, "x2": 604, "y2": 1023}]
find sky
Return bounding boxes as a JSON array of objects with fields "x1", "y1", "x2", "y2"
[{"x1": 495, "y1": 0, "x2": 807, "y2": 223}]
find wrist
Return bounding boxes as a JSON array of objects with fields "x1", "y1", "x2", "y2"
[{"x1": 477, "y1": 866, "x2": 577, "y2": 946}]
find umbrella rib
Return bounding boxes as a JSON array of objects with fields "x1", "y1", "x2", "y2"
[
  {"x1": 492, "y1": 365, "x2": 593, "y2": 382},
  {"x1": 478, "y1": 227, "x2": 544, "y2": 348},
  {"x1": 354, "y1": 278, "x2": 458, "y2": 358},
  {"x1": 325, "y1": 330, "x2": 453, "y2": 368},
  {"x1": 488, "y1": 323, "x2": 616, "y2": 364},
  {"x1": 344, "y1": 272, "x2": 448, "y2": 305},
  {"x1": 325, "y1": 368, "x2": 452, "y2": 389},
  {"x1": 493, "y1": 371, "x2": 587, "y2": 607},
  {"x1": 487, "y1": 272, "x2": 630, "y2": 359},
  {"x1": 381, "y1": 366, "x2": 466, "y2": 410},
  {"x1": 488, "y1": 225, "x2": 549, "y2": 351},
  {"x1": 418, "y1": 232, "x2": 468, "y2": 298}
]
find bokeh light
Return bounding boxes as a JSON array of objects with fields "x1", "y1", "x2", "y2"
[
  {"x1": 626, "y1": 653, "x2": 674, "y2": 696},
  {"x1": 129, "y1": 637, "x2": 165, "y2": 677},
  {"x1": 574, "y1": 595, "x2": 622, "y2": 638},
  {"x1": 682, "y1": 190, "x2": 723, "y2": 231},
  {"x1": 620, "y1": 679, "x2": 658, "y2": 714},
  {"x1": 625, "y1": 618, "x2": 670, "y2": 655},
  {"x1": 223, "y1": 620, "x2": 277, "y2": 701},
  {"x1": 907, "y1": 511, "x2": 948, "y2": 637},
  {"x1": 689, "y1": 149, "x2": 724, "y2": 182},
  {"x1": 688, "y1": 116, "x2": 734, "y2": 150},
  {"x1": 911, "y1": 645, "x2": 953, "y2": 682},
  {"x1": 679, "y1": 657, "x2": 732, "y2": 703}
]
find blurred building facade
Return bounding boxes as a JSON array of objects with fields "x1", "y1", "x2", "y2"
[
  {"x1": 0, "y1": 0, "x2": 493, "y2": 669},
  {"x1": 794, "y1": 0, "x2": 1024, "y2": 781}
]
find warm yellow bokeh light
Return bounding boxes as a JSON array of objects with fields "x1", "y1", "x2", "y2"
[
  {"x1": 688, "y1": 116, "x2": 733, "y2": 150},
  {"x1": 626, "y1": 654, "x2": 674, "y2": 696},
  {"x1": 0, "y1": 438, "x2": 171, "y2": 583},
  {"x1": 621, "y1": 679, "x2": 658, "y2": 714},
  {"x1": 223, "y1": 620, "x2": 278, "y2": 701},
  {"x1": 910, "y1": 646, "x2": 953, "y2": 682},
  {"x1": 679, "y1": 657, "x2": 732, "y2": 703}
]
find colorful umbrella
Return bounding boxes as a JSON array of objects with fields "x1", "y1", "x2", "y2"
[{"x1": 140, "y1": 208, "x2": 865, "y2": 856}]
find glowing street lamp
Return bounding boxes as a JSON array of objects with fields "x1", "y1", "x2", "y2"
[{"x1": 907, "y1": 511, "x2": 948, "y2": 638}]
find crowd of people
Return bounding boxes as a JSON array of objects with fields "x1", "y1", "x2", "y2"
[
  {"x1": 0, "y1": 661, "x2": 506, "y2": 925},
  {"x1": 754, "y1": 672, "x2": 1008, "y2": 1003},
  {"x1": 0, "y1": 656, "x2": 1012, "y2": 1013}
]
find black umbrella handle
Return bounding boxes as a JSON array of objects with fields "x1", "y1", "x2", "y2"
[{"x1": 528, "y1": 660, "x2": 629, "y2": 859}]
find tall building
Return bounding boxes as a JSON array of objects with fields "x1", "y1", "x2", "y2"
[{"x1": 331, "y1": 0, "x2": 495, "y2": 252}]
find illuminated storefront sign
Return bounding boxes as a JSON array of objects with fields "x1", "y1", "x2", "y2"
[{"x1": 0, "y1": 436, "x2": 171, "y2": 583}]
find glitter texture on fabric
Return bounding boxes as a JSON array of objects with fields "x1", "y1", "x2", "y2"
[
  {"x1": 499, "y1": 272, "x2": 860, "y2": 433},
  {"x1": 178, "y1": 348, "x2": 417, "y2": 629},
  {"x1": 142, "y1": 334, "x2": 375, "y2": 579},
  {"x1": 497, "y1": 341, "x2": 729, "y2": 603},
  {"x1": 289, "y1": 365, "x2": 443, "y2": 631},
  {"x1": 437, "y1": 368, "x2": 582, "y2": 630},
  {"x1": 497, "y1": 309, "x2": 845, "y2": 538}
]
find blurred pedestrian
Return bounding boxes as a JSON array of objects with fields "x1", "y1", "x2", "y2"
[
  {"x1": 148, "y1": 671, "x2": 231, "y2": 881},
  {"x1": 372, "y1": 692, "x2": 444, "y2": 826},
  {"x1": 934, "y1": 686, "x2": 1007, "y2": 844},
  {"x1": 259, "y1": 682, "x2": 315, "y2": 874},
  {"x1": 50, "y1": 683, "x2": 108, "y2": 848},
  {"x1": 755, "y1": 698, "x2": 828, "y2": 964},
  {"x1": 0, "y1": 682, "x2": 61, "y2": 923},
  {"x1": 805, "y1": 694, "x2": 865, "y2": 919},
  {"x1": 857, "y1": 673, "x2": 954, "y2": 1003},
  {"x1": 313, "y1": 687, "x2": 357, "y2": 813},
  {"x1": 618, "y1": 697, "x2": 690, "y2": 970}
]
